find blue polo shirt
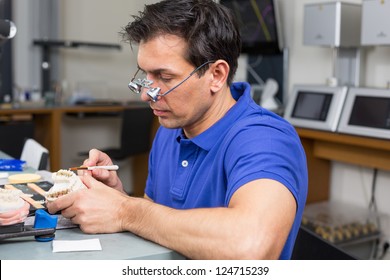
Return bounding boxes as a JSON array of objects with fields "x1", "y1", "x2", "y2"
[{"x1": 145, "y1": 82, "x2": 308, "y2": 259}]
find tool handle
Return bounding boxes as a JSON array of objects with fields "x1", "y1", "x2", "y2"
[{"x1": 88, "y1": 165, "x2": 119, "y2": 171}]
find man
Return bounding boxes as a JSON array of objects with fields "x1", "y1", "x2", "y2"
[{"x1": 47, "y1": 0, "x2": 307, "y2": 259}]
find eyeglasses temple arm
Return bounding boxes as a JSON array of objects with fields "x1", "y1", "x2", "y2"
[
  {"x1": 159, "y1": 61, "x2": 214, "y2": 97},
  {"x1": 130, "y1": 68, "x2": 141, "y2": 82}
]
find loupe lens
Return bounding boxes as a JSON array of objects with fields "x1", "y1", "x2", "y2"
[
  {"x1": 128, "y1": 81, "x2": 141, "y2": 94},
  {"x1": 147, "y1": 87, "x2": 161, "y2": 102}
]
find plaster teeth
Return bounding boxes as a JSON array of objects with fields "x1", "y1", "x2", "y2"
[
  {"x1": 0, "y1": 188, "x2": 25, "y2": 213},
  {"x1": 46, "y1": 169, "x2": 87, "y2": 201}
]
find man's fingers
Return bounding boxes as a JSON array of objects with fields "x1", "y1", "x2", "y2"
[{"x1": 80, "y1": 173, "x2": 105, "y2": 189}]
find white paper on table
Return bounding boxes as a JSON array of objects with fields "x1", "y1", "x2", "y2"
[{"x1": 52, "y1": 238, "x2": 102, "y2": 253}]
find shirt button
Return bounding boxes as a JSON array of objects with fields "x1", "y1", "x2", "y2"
[{"x1": 181, "y1": 160, "x2": 189, "y2": 167}]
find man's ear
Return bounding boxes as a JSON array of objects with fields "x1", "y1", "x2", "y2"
[{"x1": 209, "y1": 60, "x2": 230, "y2": 93}]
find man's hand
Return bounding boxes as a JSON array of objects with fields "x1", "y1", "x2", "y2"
[
  {"x1": 80, "y1": 148, "x2": 124, "y2": 192},
  {"x1": 47, "y1": 173, "x2": 130, "y2": 233}
]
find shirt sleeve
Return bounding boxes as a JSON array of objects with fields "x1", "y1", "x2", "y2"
[{"x1": 223, "y1": 114, "x2": 308, "y2": 207}]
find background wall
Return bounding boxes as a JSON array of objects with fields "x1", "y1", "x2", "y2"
[
  {"x1": 57, "y1": 0, "x2": 158, "y2": 103},
  {"x1": 12, "y1": 0, "x2": 390, "y2": 247}
]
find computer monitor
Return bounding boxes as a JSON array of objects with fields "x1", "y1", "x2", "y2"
[
  {"x1": 284, "y1": 84, "x2": 348, "y2": 131},
  {"x1": 338, "y1": 87, "x2": 390, "y2": 139},
  {"x1": 220, "y1": 0, "x2": 283, "y2": 55}
]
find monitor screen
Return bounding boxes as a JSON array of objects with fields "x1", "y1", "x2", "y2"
[
  {"x1": 284, "y1": 85, "x2": 348, "y2": 132},
  {"x1": 220, "y1": 0, "x2": 282, "y2": 54},
  {"x1": 338, "y1": 87, "x2": 390, "y2": 139},
  {"x1": 349, "y1": 96, "x2": 390, "y2": 129},
  {"x1": 292, "y1": 91, "x2": 333, "y2": 121}
]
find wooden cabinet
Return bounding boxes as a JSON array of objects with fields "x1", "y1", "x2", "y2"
[{"x1": 297, "y1": 128, "x2": 390, "y2": 203}]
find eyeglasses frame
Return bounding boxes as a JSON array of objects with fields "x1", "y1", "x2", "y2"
[{"x1": 128, "y1": 61, "x2": 214, "y2": 102}]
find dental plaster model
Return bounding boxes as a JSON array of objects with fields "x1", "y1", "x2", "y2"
[
  {"x1": 46, "y1": 169, "x2": 86, "y2": 201},
  {"x1": 0, "y1": 188, "x2": 30, "y2": 226}
]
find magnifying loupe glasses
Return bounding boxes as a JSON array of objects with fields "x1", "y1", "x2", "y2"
[{"x1": 128, "y1": 61, "x2": 214, "y2": 102}]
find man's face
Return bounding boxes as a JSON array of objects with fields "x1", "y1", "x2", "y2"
[{"x1": 137, "y1": 34, "x2": 215, "y2": 138}]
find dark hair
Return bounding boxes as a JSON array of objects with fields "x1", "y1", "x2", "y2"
[{"x1": 121, "y1": 0, "x2": 241, "y2": 85}]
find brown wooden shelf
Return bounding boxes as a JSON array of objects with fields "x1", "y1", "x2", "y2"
[{"x1": 296, "y1": 127, "x2": 390, "y2": 204}]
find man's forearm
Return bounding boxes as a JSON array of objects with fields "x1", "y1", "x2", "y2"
[{"x1": 119, "y1": 197, "x2": 268, "y2": 259}]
